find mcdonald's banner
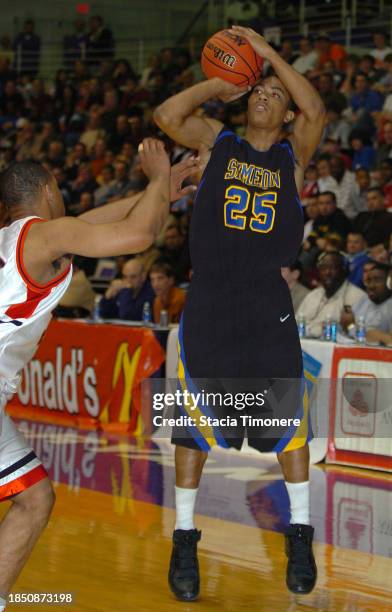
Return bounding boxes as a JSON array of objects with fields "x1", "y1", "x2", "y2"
[{"x1": 7, "y1": 320, "x2": 165, "y2": 432}]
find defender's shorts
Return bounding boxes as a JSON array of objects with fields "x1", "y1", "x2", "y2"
[{"x1": 0, "y1": 394, "x2": 48, "y2": 501}]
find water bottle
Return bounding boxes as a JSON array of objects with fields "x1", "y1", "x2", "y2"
[
  {"x1": 331, "y1": 319, "x2": 338, "y2": 342},
  {"x1": 356, "y1": 315, "x2": 366, "y2": 344},
  {"x1": 142, "y1": 301, "x2": 152, "y2": 325},
  {"x1": 92, "y1": 295, "x2": 102, "y2": 322},
  {"x1": 297, "y1": 315, "x2": 306, "y2": 338},
  {"x1": 160, "y1": 309, "x2": 169, "y2": 327},
  {"x1": 323, "y1": 315, "x2": 332, "y2": 341}
]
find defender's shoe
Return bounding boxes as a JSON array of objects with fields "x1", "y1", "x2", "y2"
[
  {"x1": 285, "y1": 524, "x2": 317, "y2": 594},
  {"x1": 169, "y1": 529, "x2": 201, "y2": 601}
]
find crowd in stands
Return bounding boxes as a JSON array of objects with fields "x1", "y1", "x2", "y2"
[{"x1": 1, "y1": 17, "x2": 392, "y2": 344}]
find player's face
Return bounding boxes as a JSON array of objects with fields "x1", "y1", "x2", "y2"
[{"x1": 247, "y1": 77, "x2": 292, "y2": 130}]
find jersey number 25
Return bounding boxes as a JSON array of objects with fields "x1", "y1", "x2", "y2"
[{"x1": 224, "y1": 185, "x2": 277, "y2": 234}]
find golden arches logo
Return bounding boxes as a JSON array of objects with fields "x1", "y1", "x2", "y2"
[{"x1": 100, "y1": 342, "x2": 142, "y2": 423}]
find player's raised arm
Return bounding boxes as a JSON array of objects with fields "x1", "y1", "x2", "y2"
[
  {"x1": 22, "y1": 140, "x2": 170, "y2": 283},
  {"x1": 153, "y1": 79, "x2": 248, "y2": 150},
  {"x1": 230, "y1": 26, "x2": 326, "y2": 167}
]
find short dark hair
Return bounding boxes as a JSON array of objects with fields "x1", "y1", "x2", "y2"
[
  {"x1": 366, "y1": 187, "x2": 384, "y2": 197},
  {"x1": 318, "y1": 190, "x2": 337, "y2": 203},
  {"x1": 370, "y1": 262, "x2": 390, "y2": 276},
  {"x1": 348, "y1": 230, "x2": 366, "y2": 239},
  {"x1": 0, "y1": 161, "x2": 52, "y2": 209},
  {"x1": 150, "y1": 260, "x2": 175, "y2": 278}
]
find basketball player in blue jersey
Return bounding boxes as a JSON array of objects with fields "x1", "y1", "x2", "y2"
[{"x1": 155, "y1": 26, "x2": 326, "y2": 601}]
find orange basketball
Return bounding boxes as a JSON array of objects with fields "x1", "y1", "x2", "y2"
[{"x1": 201, "y1": 30, "x2": 263, "y2": 87}]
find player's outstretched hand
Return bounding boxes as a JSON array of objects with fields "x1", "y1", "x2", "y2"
[
  {"x1": 229, "y1": 26, "x2": 275, "y2": 61},
  {"x1": 170, "y1": 156, "x2": 200, "y2": 202},
  {"x1": 214, "y1": 78, "x2": 250, "y2": 103},
  {"x1": 138, "y1": 138, "x2": 170, "y2": 181}
]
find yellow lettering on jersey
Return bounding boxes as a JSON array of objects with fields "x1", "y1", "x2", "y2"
[
  {"x1": 224, "y1": 158, "x2": 280, "y2": 190},
  {"x1": 224, "y1": 158, "x2": 238, "y2": 180}
]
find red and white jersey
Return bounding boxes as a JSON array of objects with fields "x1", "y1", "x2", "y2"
[{"x1": 0, "y1": 216, "x2": 72, "y2": 400}]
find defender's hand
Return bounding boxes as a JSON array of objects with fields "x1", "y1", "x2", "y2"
[
  {"x1": 229, "y1": 26, "x2": 276, "y2": 61},
  {"x1": 139, "y1": 138, "x2": 170, "y2": 181},
  {"x1": 170, "y1": 156, "x2": 200, "y2": 202},
  {"x1": 213, "y1": 77, "x2": 250, "y2": 103}
]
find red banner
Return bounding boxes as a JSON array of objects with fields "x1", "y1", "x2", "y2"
[{"x1": 7, "y1": 320, "x2": 165, "y2": 432}]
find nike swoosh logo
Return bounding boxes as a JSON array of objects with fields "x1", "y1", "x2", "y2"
[{"x1": 280, "y1": 314, "x2": 290, "y2": 323}]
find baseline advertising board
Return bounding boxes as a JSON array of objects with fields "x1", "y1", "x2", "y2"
[
  {"x1": 328, "y1": 346, "x2": 392, "y2": 472},
  {"x1": 7, "y1": 320, "x2": 165, "y2": 431}
]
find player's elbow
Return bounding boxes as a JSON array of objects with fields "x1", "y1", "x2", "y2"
[
  {"x1": 153, "y1": 107, "x2": 170, "y2": 129},
  {"x1": 153, "y1": 106, "x2": 180, "y2": 130}
]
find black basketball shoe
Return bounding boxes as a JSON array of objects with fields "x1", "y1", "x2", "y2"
[
  {"x1": 169, "y1": 529, "x2": 201, "y2": 601},
  {"x1": 285, "y1": 524, "x2": 317, "y2": 594}
]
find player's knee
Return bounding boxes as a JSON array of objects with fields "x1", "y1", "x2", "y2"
[{"x1": 14, "y1": 478, "x2": 55, "y2": 526}]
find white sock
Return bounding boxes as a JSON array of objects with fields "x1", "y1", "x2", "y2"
[
  {"x1": 285, "y1": 481, "x2": 310, "y2": 525},
  {"x1": 0, "y1": 595, "x2": 6, "y2": 611},
  {"x1": 175, "y1": 486, "x2": 198, "y2": 530}
]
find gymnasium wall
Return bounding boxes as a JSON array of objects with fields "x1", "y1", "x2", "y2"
[{"x1": 3, "y1": 0, "x2": 217, "y2": 77}]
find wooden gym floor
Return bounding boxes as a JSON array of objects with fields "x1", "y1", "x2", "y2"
[{"x1": 2, "y1": 418, "x2": 391, "y2": 611}]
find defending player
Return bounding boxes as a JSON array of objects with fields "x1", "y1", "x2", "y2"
[
  {"x1": 0, "y1": 140, "x2": 195, "y2": 610},
  {"x1": 154, "y1": 26, "x2": 325, "y2": 600}
]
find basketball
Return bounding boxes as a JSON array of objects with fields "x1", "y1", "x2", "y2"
[{"x1": 201, "y1": 29, "x2": 264, "y2": 87}]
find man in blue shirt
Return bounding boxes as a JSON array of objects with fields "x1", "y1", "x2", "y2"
[
  {"x1": 350, "y1": 73, "x2": 383, "y2": 115},
  {"x1": 99, "y1": 257, "x2": 155, "y2": 320},
  {"x1": 345, "y1": 231, "x2": 371, "y2": 288}
]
